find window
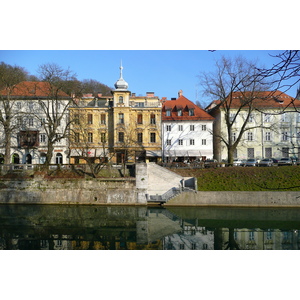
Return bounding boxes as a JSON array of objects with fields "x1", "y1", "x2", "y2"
[
  {"x1": 40, "y1": 134, "x2": 46, "y2": 143},
  {"x1": 137, "y1": 132, "x2": 143, "y2": 143},
  {"x1": 101, "y1": 114, "x2": 106, "y2": 125},
  {"x1": 190, "y1": 125, "x2": 195, "y2": 131},
  {"x1": 56, "y1": 153, "x2": 63, "y2": 164},
  {"x1": 282, "y1": 147, "x2": 289, "y2": 158},
  {"x1": 229, "y1": 113, "x2": 235, "y2": 122},
  {"x1": 100, "y1": 133, "x2": 106, "y2": 143},
  {"x1": 179, "y1": 244, "x2": 185, "y2": 250},
  {"x1": 190, "y1": 139, "x2": 195, "y2": 145},
  {"x1": 232, "y1": 132, "x2": 236, "y2": 142},
  {"x1": 178, "y1": 125, "x2": 183, "y2": 131},
  {"x1": 118, "y1": 132, "x2": 124, "y2": 143},
  {"x1": 119, "y1": 113, "x2": 124, "y2": 124},
  {"x1": 178, "y1": 139, "x2": 183, "y2": 146},
  {"x1": 150, "y1": 114, "x2": 156, "y2": 124},
  {"x1": 281, "y1": 113, "x2": 289, "y2": 122},
  {"x1": 150, "y1": 132, "x2": 156, "y2": 143},
  {"x1": 282, "y1": 132, "x2": 288, "y2": 141},
  {"x1": 177, "y1": 109, "x2": 182, "y2": 116},
  {"x1": 137, "y1": 114, "x2": 143, "y2": 124},
  {"x1": 40, "y1": 118, "x2": 46, "y2": 126},
  {"x1": 265, "y1": 132, "x2": 271, "y2": 141},
  {"x1": 188, "y1": 109, "x2": 194, "y2": 116},
  {"x1": 202, "y1": 125, "x2": 206, "y2": 131},
  {"x1": 166, "y1": 109, "x2": 171, "y2": 117},
  {"x1": 74, "y1": 133, "x2": 80, "y2": 143},
  {"x1": 16, "y1": 102, "x2": 21, "y2": 109},
  {"x1": 166, "y1": 139, "x2": 172, "y2": 146},
  {"x1": 264, "y1": 114, "x2": 271, "y2": 123},
  {"x1": 249, "y1": 114, "x2": 254, "y2": 122},
  {"x1": 202, "y1": 139, "x2": 206, "y2": 145},
  {"x1": 87, "y1": 114, "x2": 93, "y2": 124},
  {"x1": 29, "y1": 118, "x2": 34, "y2": 126},
  {"x1": 17, "y1": 117, "x2": 22, "y2": 126},
  {"x1": 247, "y1": 148, "x2": 254, "y2": 158},
  {"x1": 74, "y1": 114, "x2": 80, "y2": 125},
  {"x1": 166, "y1": 125, "x2": 171, "y2": 132},
  {"x1": 247, "y1": 132, "x2": 253, "y2": 141},
  {"x1": 88, "y1": 132, "x2": 93, "y2": 143},
  {"x1": 266, "y1": 229, "x2": 273, "y2": 240},
  {"x1": 119, "y1": 96, "x2": 123, "y2": 103},
  {"x1": 265, "y1": 148, "x2": 272, "y2": 158},
  {"x1": 28, "y1": 102, "x2": 34, "y2": 110},
  {"x1": 202, "y1": 244, "x2": 208, "y2": 250}
]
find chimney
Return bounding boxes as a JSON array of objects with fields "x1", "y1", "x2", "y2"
[
  {"x1": 178, "y1": 90, "x2": 183, "y2": 97},
  {"x1": 146, "y1": 92, "x2": 155, "y2": 97},
  {"x1": 171, "y1": 98, "x2": 176, "y2": 100}
]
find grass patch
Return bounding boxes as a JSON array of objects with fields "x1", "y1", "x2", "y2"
[{"x1": 170, "y1": 166, "x2": 300, "y2": 191}]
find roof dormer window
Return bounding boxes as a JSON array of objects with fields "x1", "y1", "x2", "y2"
[
  {"x1": 188, "y1": 108, "x2": 194, "y2": 116},
  {"x1": 166, "y1": 109, "x2": 171, "y2": 117},
  {"x1": 177, "y1": 109, "x2": 182, "y2": 116}
]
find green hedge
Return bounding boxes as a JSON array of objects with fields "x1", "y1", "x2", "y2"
[{"x1": 171, "y1": 166, "x2": 300, "y2": 191}]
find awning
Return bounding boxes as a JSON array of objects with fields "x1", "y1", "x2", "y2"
[
  {"x1": 146, "y1": 150, "x2": 162, "y2": 157},
  {"x1": 163, "y1": 150, "x2": 212, "y2": 157}
]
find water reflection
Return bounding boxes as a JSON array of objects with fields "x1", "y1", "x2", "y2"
[{"x1": 0, "y1": 204, "x2": 300, "y2": 250}]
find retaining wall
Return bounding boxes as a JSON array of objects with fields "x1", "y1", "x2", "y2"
[
  {"x1": 0, "y1": 178, "x2": 143, "y2": 205},
  {"x1": 164, "y1": 191, "x2": 300, "y2": 207}
]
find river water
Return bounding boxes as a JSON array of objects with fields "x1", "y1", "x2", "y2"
[{"x1": 1, "y1": 204, "x2": 300, "y2": 250}]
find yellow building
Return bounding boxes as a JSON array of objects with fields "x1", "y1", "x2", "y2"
[{"x1": 69, "y1": 64, "x2": 162, "y2": 165}]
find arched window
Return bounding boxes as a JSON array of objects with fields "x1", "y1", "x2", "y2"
[
  {"x1": 119, "y1": 96, "x2": 123, "y2": 103},
  {"x1": 12, "y1": 153, "x2": 20, "y2": 164},
  {"x1": 56, "y1": 153, "x2": 63, "y2": 164}
]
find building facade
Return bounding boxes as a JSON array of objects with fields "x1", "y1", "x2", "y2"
[
  {"x1": 207, "y1": 90, "x2": 300, "y2": 162},
  {"x1": 162, "y1": 91, "x2": 214, "y2": 162},
  {"x1": 69, "y1": 64, "x2": 162, "y2": 164},
  {"x1": 0, "y1": 81, "x2": 71, "y2": 165}
]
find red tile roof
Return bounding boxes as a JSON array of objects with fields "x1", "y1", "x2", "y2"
[
  {"x1": 0, "y1": 81, "x2": 70, "y2": 98},
  {"x1": 162, "y1": 95, "x2": 214, "y2": 121},
  {"x1": 208, "y1": 90, "x2": 300, "y2": 110}
]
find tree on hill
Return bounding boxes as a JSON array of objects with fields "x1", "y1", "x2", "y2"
[
  {"x1": 0, "y1": 62, "x2": 28, "y2": 164},
  {"x1": 81, "y1": 79, "x2": 112, "y2": 96}
]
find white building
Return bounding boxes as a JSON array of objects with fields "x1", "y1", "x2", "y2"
[
  {"x1": 162, "y1": 90, "x2": 214, "y2": 162},
  {"x1": 0, "y1": 81, "x2": 71, "y2": 165},
  {"x1": 206, "y1": 90, "x2": 300, "y2": 161}
]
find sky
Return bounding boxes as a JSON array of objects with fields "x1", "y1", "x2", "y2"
[{"x1": 0, "y1": 50, "x2": 298, "y2": 106}]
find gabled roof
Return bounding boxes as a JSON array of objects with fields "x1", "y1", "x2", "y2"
[
  {"x1": 0, "y1": 81, "x2": 70, "y2": 98},
  {"x1": 207, "y1": 90, "x2": 300, "y2": 110},
  {"x1": 162, "y1": 95, "x2": 214, "y2": 121}
]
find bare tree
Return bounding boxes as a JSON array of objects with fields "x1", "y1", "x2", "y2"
[
  {"x1": 0, "y1": 62, "x2": 27, "y2": 164},
  {"x1": 201, "y1": 56, "x2": 271, "y2": 164},
  {"x1": 258, "y1": 50, "x2": 300, "y2": 94},
  {"x1": 69, "y1": 109, "x2": 114, "y2": 178},
  {"x1": 36, "y1": 63, "x2": 77, "y2": 166}
]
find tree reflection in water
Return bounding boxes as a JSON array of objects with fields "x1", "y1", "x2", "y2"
[{"x1": 0, "y1": 205, "x2": 300, "y2": 250}]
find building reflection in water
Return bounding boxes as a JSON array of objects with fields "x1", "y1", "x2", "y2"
[{"x1": 0, "y1": 205, "x2": 300, "y2": 250}]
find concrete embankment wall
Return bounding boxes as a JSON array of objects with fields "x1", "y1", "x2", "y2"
[
  {"x1": 165, "y1": 191, "x2": 300, "y2": 207},
  {"x1": 0, "y1": 178, "x2": 142, "y2": 205}
]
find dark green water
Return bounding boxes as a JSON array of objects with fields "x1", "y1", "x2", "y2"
[{"x1": 1, "y1": 204, "x2": 300, "y2": 250}]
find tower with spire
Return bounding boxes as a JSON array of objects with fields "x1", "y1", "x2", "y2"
[{"x1": 112, "y1": 61, "x2": 131, "y2": 107}]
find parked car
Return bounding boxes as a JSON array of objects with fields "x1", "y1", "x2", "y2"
[
  {"x1": 233, "y1": 159, "x2": 243, "y2": 166},
  {"x1": 244, "y1": 158, "x2": 258, "y2": 167},
  {"x1": 204, "y1": 159, "x2": 218, "y2": 168},
  {"x1": 271, "y1": 158, "x2": 278, "y2": 164},
  {"x1": 257, "y1": 158, "x2": 274, "y2": 167},
  {"x1": 278, "y1": 157, "x2": 293, "y2": 166}
]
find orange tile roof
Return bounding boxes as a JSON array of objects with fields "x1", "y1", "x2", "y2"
[
  {"x1": 0, "y1": 81, "x2": 70, "y2": 98},
  {"x1": 162, "y1": 95, "x2": 214, "y2": 121},
  {"x1": 210, "y1": 90, "x2": 300, "y2": 109}
]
